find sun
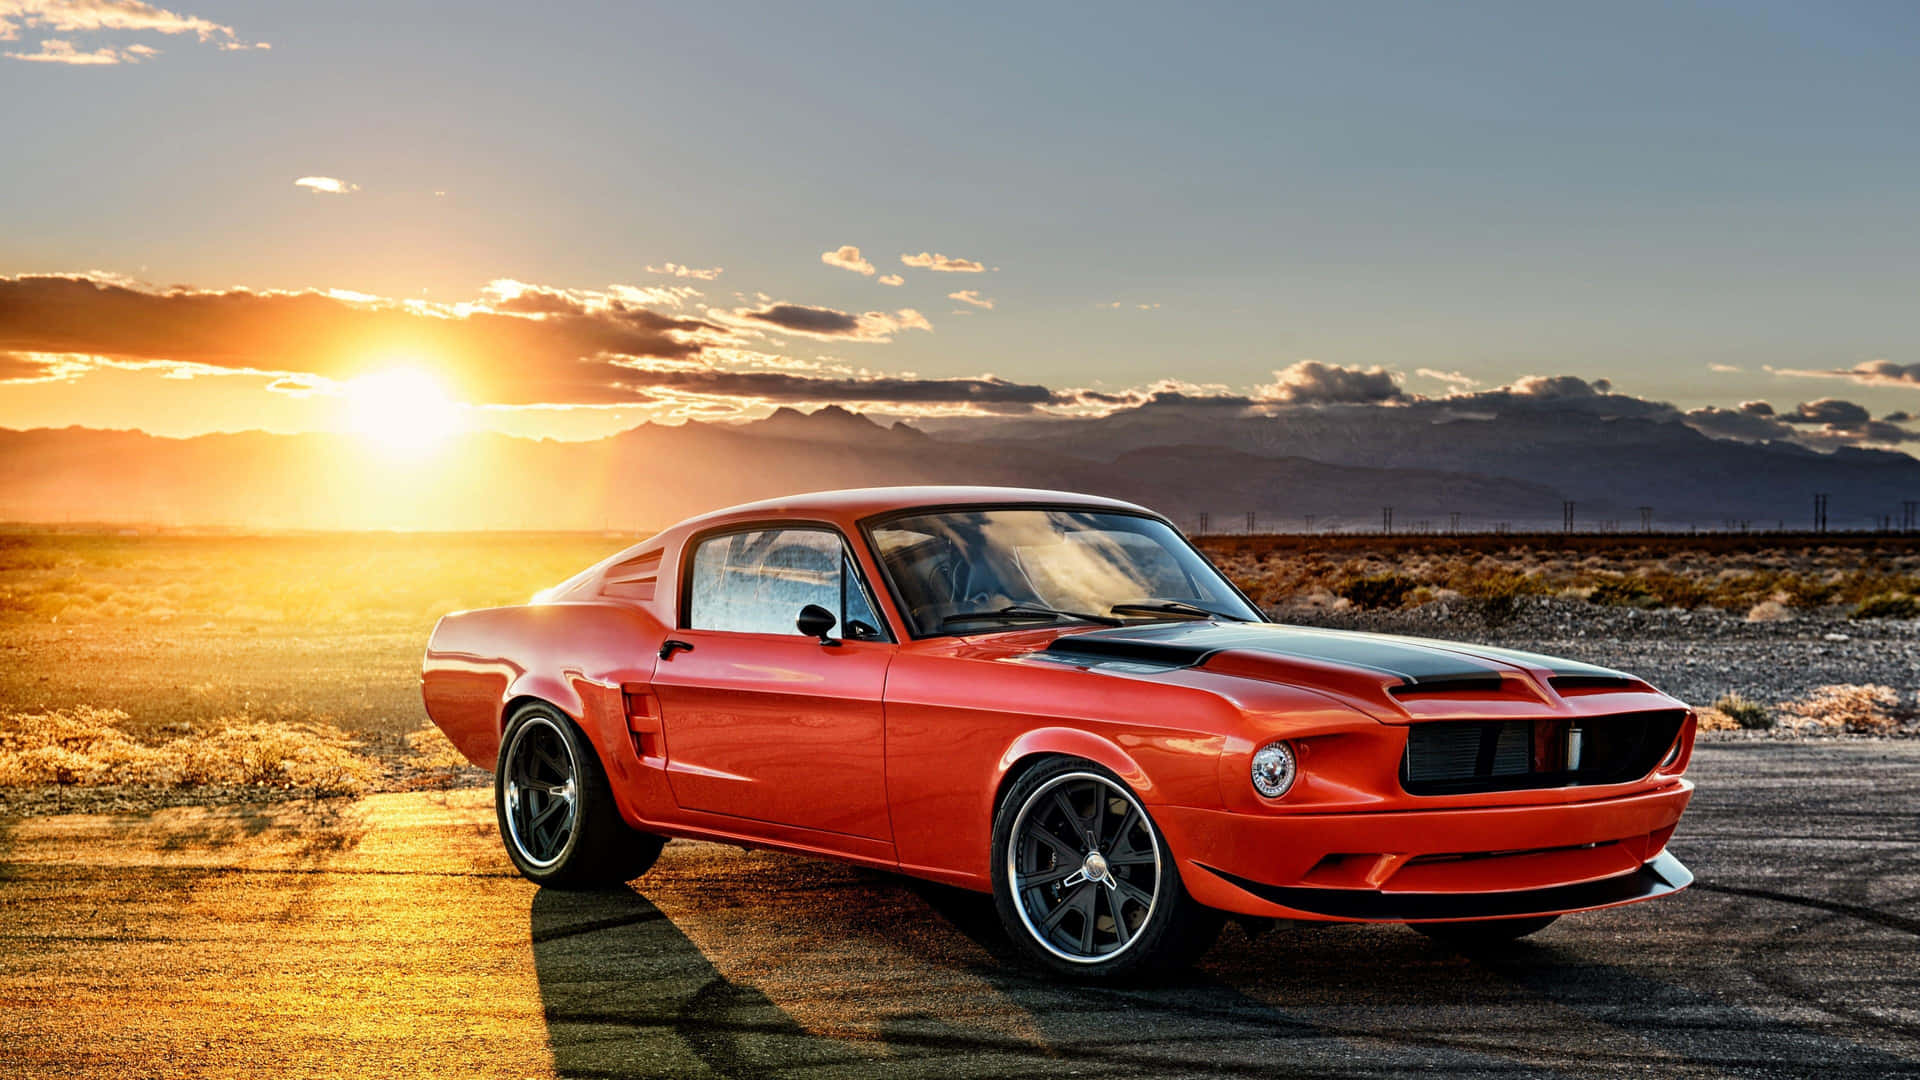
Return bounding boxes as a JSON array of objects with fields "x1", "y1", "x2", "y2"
[{"x1": 342, "y1": 368, "x2": 463, "y2": 456}]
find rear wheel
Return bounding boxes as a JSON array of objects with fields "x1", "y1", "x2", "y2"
[
  {"x1": 1409, "y1": 914, "x2": 1558, "y2": 945},
  {"x1": 496, "y1": 702, "x2": 664, "y2": 887},
  {"x1": 991, "y1": 758, "x2": 1222, "y2": 978}
]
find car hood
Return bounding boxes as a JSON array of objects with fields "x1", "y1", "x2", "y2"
[{"x1": 1040, "y1": 621, "x2": 1650, "y2": 719}]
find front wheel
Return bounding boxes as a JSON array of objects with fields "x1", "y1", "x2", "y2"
[
  {"x1": 496, "y1": 702, "x2": 664, "y2": 888},
  {"x1": 991, "y1": 758, "x2": 1222, "y2": 978}
]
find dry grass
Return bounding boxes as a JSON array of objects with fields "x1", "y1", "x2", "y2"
[
  {"x1": 0, "y1": 705, "x2": 379, "y2": 794},
  {"x1": 1778, "y1": 684, "x2": 1915, "y2": 736}
]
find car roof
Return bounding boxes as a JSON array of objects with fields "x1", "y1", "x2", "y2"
[{"x1": 667, "y1": 485, "x2": 1157, "y2": 531}]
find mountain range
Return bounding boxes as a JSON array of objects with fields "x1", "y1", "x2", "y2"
[{"x1": 1, "y1": 403, "x2": 1915, "y2": 532}]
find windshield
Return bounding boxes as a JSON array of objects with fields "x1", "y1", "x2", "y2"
[{"x1": 867, "y1": 507, "x2": 1262, "y2": 637}]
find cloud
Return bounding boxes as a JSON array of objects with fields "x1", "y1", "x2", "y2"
[
  {"x1": 0, "y1": 272, "x2": 718, "y2": 406},
  {"x1": 1778, "y1": 398, "x2": 1873, "y2": 426},
  {"x1": 1257, "y1": 361, "x2": 1404, "y2": 405},
  {"x1": 948, "y1": 289, "x2": 993, "y2": 310},
  {"x1": 1686, "y1": 396, "x2": 1916, "y2": 447},
  {"x1": 0, "y1": 350, "x2": 95, "y2": 382},
  {"x1": 718, "y1": 301, "x2": 932, "y2": 344},
  {"x1": 1415, "y1": 367, "x2": 1478, "y2": 389},
  {"x1": 877, "y1": 274, "x2": 903, "y2": 287},
  {"x1": 1708, "y1": 363, "x2": 1741, "y2": 373},
  {"x1": 647, "y1": 262, "x2": 723, "y2": 281},
  {"x1": 1772, "y1": 359, "x2": 1920, "y2": 389},
  {"x1": 0, "y1": 0, "x2": 263, "y2": 58},
  {"x1": 294, "y1": 176, "x2": 358, "y2": 195},
  {"x1": 618, "y1": 367, "x2": 1056, "y2": 407},
  {"x1": 820, "y1": 245, "x2": 875, "y2": 276},
  {"x1": 5, "y1": 36, "x2": 121, "y2": 61},
  {"x1": 1836, "y1": 360, "x2": 1920, "y2": 388},
  {"x1": 1682, "y1": 406, "x2": 1793, "y2": 442},
  {"x1": 900, "y1": 251, "x2": 986, "y2": 273}
]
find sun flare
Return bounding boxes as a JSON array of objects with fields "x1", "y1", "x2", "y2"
[{"x1": 342, "y1": 368, "x2": 462, "y2": 456}]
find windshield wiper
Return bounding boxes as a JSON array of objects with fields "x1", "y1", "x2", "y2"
[
  {"x1": 1109, "y1": 600, "x2": 1251, "y2": 622},
  {"x1": 942, "y1": 604, "x2": 1124, "y2": 628}
]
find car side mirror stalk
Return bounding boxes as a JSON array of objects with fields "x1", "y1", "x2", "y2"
[{"x1": 796, "y1": 604, "x2": 840, "y2": 646}]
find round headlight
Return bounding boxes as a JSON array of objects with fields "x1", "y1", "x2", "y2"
[{"x1": 1250, "y1": 740, "x2": 1296, "y2": 799}]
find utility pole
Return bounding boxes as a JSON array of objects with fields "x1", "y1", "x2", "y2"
[
  {"x1": 1638, "y1": 506, "x2": 1653, "y2": 532},
  {"x1": 1381, "y1": 505, "x2": 1394, "y2": 535},
  {"x1": 1304, "y1": 514, "x2": 1316, "y2": 534},
  {"x1": 1246, "y1": 511, "x2": 1256, "y2": 535},
  {"x1": 1902, "y1": 500, "x2": 1917, "y2": 533},
  {"x1": 1197, "y1": 512, "x2": 1210, "y2": 535},
  {"x1": 1449, "y1": 511, "x2": 1461, "y2": 534},
  {"x1": 1813, "y1": 493, "x2": 1829, "y2": 534},
  {"x1": 1562, "y1": 501, "x2": 1575, "y2": 534}
]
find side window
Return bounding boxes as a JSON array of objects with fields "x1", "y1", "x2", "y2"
[{"x1": 687, "y1": 527, "x2": 889, "y2": 640}]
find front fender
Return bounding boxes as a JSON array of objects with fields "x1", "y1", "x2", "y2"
[{"x1": 994, "y1": 726, "x2": 1155, "y2": 813}]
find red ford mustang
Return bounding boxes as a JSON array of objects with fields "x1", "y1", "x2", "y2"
[{"x1": 422, "y1": 486, "x2": 1695, "y2": 977}]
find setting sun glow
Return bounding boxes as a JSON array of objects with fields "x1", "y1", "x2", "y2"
[{"x1": 342, "y1": 369, "x2": 462, "y2": 456}]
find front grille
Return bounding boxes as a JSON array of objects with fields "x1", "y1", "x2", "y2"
[{"x1": 1401, "y1": 710, "x2": 1685, "y2": 795}]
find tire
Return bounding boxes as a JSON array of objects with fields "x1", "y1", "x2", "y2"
[
  {"x1": 1409, "y1": 914, "x2": 1559, "y2": 945},
  {"x1": 495, "y1": 702, "x2": 665, "y2": 888},
  {"x1": 991, "y1": 757, "x2": 1223, "y2": 978}
]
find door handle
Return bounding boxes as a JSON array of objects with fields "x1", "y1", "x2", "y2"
[{"x1": 659, "y1": 639, "x2": 694, "y2": 660}]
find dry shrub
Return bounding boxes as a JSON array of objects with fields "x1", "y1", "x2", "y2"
[
  {"x1": 1710, "y1": 692, "x2": 1773, "y2": 730},
  {"x1": 1694, "y1": 707, "x2": 1740, "y2": 732},
  {"x1": 1778, "y1": 684, "x2": 1912, "y2": 736},
  {"x1": 1852, "y1": 593, "x2": 1920, "y2": 620},
  {"x1": 0, "y1": 706, "x2": 376, "y2": 794},
  {"x1": 1745, "y1": 599, "x2": 1792, "y2": 623}
]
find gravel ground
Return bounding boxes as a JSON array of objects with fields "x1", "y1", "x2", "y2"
[{"x1": 1280, "y1": 596, "x2": 1920, "y2": 711}]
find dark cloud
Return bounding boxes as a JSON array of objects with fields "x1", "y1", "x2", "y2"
[
  {"x1": 1887, "y1": 411, "x2": 1912, "y2": 423},
  {"x1": 725, "y1": 301, "x2": 932, "y2": 343},
  {"x1": 1438, "y1": 375, "x2": 1676, "y2": 421},
  {"x1": 1780, "y1": 398, "x2": 1872, "y2": 426},
  {"x1": 621, "y1": 367, "x2": 1056, "y2": 406},
  {"x1": 1149, "y1": 390, "x2": 1256, "y2": 408},
  {"x1": 0, "y1": 273, "x2": 714, "y2": 405},
  {"x1": 1740, "y1": 400, "x2": 1775, "y2": 416},
  {"x1": 742, "y1": 303, "x2": 861, "y2": 336},
  {"x1": 1682, "y1": 406, "x2": 1793, "y2": 442},
  {"x1": 1259, "y1": 361, "x2": 1404, "y2": 405}
]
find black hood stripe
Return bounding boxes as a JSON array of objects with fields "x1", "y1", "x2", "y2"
[{"x1": 1043, "y1": 623, "x2": 1620, "y2": 687}]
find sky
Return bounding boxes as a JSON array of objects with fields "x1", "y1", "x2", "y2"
[{"x1": 1, "y1": 0, "x2": 1917, "y2": 451}]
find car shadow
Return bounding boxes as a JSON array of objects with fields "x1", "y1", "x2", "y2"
[{"x1": 528, "y1": 865, "x2": 1920, "y2": 1079}]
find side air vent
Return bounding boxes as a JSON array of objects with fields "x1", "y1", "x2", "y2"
[{"x1": 602, "y1": 550, "x2": 663, "y2": 602}]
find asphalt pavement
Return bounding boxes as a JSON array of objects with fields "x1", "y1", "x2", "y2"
[{"x1": 2, "y1": 742, "x2": 1917, "y2": 1078}]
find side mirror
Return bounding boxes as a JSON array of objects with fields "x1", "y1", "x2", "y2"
[{"x1": 796, "y1": 603, "x2": 839, "y2": 646}]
